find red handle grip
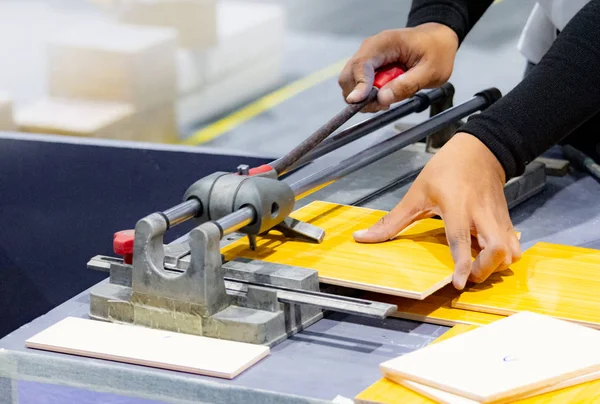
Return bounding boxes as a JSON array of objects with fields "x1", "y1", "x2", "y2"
[{"x1": 373, "y1": 64, "x2": 406, "y2": 89}]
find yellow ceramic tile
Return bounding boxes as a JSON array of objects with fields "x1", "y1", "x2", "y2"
[
  {"x1": 515, "y1": 380, "x2": 600, "y2": 403},
  {"x1": 452, "y1": 243, "x2": 600, "y2": 329},
  {"x1": 355, "y1": 324, "x2": 600, "y2": 404},
  {"x1": 526, "y1": 242, "x2": 600, "y2": 264},
  {"x1": 364, "y1": 285, "x2": 504, "y2": 327},
  {"x1": 355, "y1": 378, "x2": 432, "y2": 404},
  {"x1": 222, "y1": 201, "x2": 455, "y2": 299}
]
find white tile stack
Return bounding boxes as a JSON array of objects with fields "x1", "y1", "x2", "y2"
[
  {"x1": 16, "y1": 0, "x2": 285, "y2": 141},
  {"x1": 17, "y1": 20, "x2": 179, "y2": 142},
  {"x1": 87, "y1": 0, "x2": 285, "y2": 126}
]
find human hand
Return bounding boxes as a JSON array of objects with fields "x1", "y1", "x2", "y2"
[
  {"x1": 353, "y1": 133, "x2": 522, "y2": 289},
  {"x1": 338, "y1": 23, "x2": 459, "y2": 112}
]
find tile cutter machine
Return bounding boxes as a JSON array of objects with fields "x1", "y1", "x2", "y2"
[{"x1": 88, "y1": 66, "x2": 504, "y2": 346}]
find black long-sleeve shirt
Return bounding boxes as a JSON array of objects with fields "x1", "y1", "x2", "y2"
[{"x1": 407, "y1": 0, "x2": 600, "y2": 180}]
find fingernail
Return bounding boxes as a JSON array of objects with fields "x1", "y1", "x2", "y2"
[
  {"x1": 378, "y1": 88, "x2": 395, "y2": 105},
  {"x1": 353, "y1": 229, "x2": 368, "y2": 239},
  {"x1": 453, "y1": 275, "x2": 466, "y2": 290},
  {"x1": 347, "y1": 89, "x2": 361, "y2": 102}
]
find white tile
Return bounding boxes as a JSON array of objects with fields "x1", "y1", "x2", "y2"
[
  {"x1": 26, "y1": 317, "x2": 270, "y2": 379},
  {"x1": 381, "y1": 312, "x2": 600, "y2": 403}
]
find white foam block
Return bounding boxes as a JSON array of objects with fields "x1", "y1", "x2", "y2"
[
  {"x1": 87, "y1": 0, "x2": 119, "y2": 9},
  {"x1": 249, "y1": 0, "x2": 362, "y2": 30},
  {"x1": 0, "y1": 93, "x2": 15, "y2": 131},
  {"x1": 48, "y1": 21, "x2": 178, "y2": 111},
  {"x1": 114, "y1": 0, "x2": 218, "y2": 49},
  {"x1": 176, "y1": 2, "x2": 283, "y2": 97},
  {"x1": 203, "y1": 1, "x2": 284, "y2": 81},
  {"x1": 16, "y1": 98, "x2": 178, "y2": 142},
  {"x1": 177, "y1": 49, "x2": 206, "y2": 95},
  {"x1": 178, "y1": 52, "x2": 281, "y2": 126},
  {"x1": 380, "y1": 312, "x2": 600, "y2": 403},
  {"x1": 134, "y1": 102, "x2": 179, "y2": 142},
  {"x1": 399, "y1": 370, "x2": 600, "y2": 404},
  {"x1": 26, "y1": 317, "x2": 270, "y2": 379},
  {"x1": 16, "y1": 98, "x2": 135, "y2": 139}
]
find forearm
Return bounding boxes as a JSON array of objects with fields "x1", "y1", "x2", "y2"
[
  {"x1": 407, "y1": 0, "x2": 494, "y2": 43},
  {"x1": 460, "y1": 0, "x2": 600, "y2": 180}
]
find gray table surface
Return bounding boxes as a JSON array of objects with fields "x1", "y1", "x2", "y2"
[{"x1": 2, "y1": 145, "x2": 600, "y2": 403}]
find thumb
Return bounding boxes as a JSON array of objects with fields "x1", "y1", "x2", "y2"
[
  {"x1": 353, "y1": 199, "x2": 424, "y2": 243},
  {"x1": 377, "y1": 64, "x2": 431, "y2": 107},
  {"x1": 346, "y1": 60, "x2": 377, "y2": 103}
]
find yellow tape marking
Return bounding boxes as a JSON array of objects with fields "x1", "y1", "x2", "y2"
[
  {"x1": 180, "y1": 59, "x2": 349, "y2": 146},
  {"x1": 295, "y1": 180, "x2": 336, "y2": 201}
]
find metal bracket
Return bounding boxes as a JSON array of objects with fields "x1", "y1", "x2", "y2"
[
  {"x1": 132, "y1": 214, "x2": 230, "y2": 316},
  {"x1": 505, "y1": 160, "x2": 547, "y2": 209}
]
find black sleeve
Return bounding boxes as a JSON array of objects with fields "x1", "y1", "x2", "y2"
[
  {"x1": 406, "y1": 0, "x2": 495, "y2": 43},
  {"x1": 459, "y1": 0, "x2": 600, "y2": 180}
]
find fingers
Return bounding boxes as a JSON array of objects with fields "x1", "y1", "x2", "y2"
[
  {"x1": 377, "y1": 64, "x2": 432, "y2": 107},
  {"x1": 510, "y1": 233, "x2": 522, "y2": 262},
  {"x1": 353, "y1": 195, "x2": 429, "y2": 243},
  {"x1": 469, "y1": 240, "x2": 510, "y2": 283},
  {"x1": 442, "y1": 210, "x2": 473, "y2": 290},
  {"x1": 468, "y1": 216, "x2": 522, "y2": 284},
  {"x1": 340, "y1": 61, "x2": 433, "y2": 111}
]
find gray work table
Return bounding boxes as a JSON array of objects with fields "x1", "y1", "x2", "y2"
[{"x1": 2, "y1": 137, "x2": 600, "y2": 403}]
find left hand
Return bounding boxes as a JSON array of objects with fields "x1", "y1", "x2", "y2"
[{"x1": 352, "y1": 133, "x2": 522, "y2": 289}]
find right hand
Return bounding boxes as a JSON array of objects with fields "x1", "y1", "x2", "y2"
[{"x1": 338, "y1": 23, "x2": 459, "y2": 112}]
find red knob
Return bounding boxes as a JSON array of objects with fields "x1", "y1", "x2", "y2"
[{"x1": 114, "y1": 230, "x2": 135, "y2": 264}]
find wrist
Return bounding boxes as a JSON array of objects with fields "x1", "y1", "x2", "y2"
[
  {"x1": 451, "y1": 132, "x2": 507, "y2": 184},
  {"x1": 414, "y1": 22, "x2": 459, "y2": 52}
]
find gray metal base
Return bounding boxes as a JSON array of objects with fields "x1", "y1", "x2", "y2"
[
  {"x1": 89, "y1": 251, "x2": 324, "y2": 347},
  {"x1": 90, "y1": 282, "x2": 322, "y2": 347}
]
